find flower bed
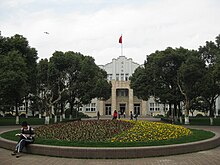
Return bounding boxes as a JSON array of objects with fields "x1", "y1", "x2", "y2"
[
  {"x1": 111, "y1": 121, "x2": 192, "y2": 142},
  {"x1": 35, "y1": 120, "x2": 192, "y2": 143},
  {"x1": 35, "y1": 120, "x2": 134, "y2": 142}
]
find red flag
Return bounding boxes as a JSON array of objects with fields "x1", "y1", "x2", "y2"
[{"x1": 119, "y1": 35, "x2": 122, "y2": 44}]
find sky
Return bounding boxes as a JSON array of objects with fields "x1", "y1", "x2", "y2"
[{"x1": 0, "y1": 0, "x2": 220, "y2": 65}]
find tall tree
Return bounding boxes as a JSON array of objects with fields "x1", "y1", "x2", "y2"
[
  {"x1": 131, "y1": 47, "x2": 186, "y2": 122},
  {"x1": 177, "y1": 53, "x2": 206, "y2": 124},
  {"x1": 0, "y1": 51, "x2": 27, "y2": 124},
  {"x1": 0, "y1": 34, "x2": 38, "y2": 122},
  {"x1": 198, "y1": 34, "x2": 220, "y2": 125}
]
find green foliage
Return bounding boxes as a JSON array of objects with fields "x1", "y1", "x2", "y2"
[{"x1": 0, "y1": 34, "x2": 38, "y2": 117}]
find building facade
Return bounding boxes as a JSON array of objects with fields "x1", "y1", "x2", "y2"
[{"x1": 80, "y1": 56, "x2": 167, "y2": 118}]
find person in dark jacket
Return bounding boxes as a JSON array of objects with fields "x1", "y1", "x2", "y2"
[{"x1": 11, "y1": 121, "x2": 35, "y2": 158}]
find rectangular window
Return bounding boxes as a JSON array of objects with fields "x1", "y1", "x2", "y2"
[
  {"x1": 85, "y1": 103, "x2": 96, "y2": 112},
  {"x1": 116, "y1": 89, "x2": 128, "y2": 97},
  {"x1": 105, "y1": 104, "x2": 111, "y2": 115},
  {"x1": 116, "y1": 74, "x2": 119, "y2": 81},
  {"x1": 121, "y1": 74, "x2": 124, "y2": 81},
  {"x1": 108, "y1": 74, "x2": 112, "y2": 81},
  {"x1": 125, "y1": 74, "x2": 129, "y2": 81},
  {"x1": 85, "y1": 104, "x2": 90, "y2": 112},
  {"x1": 155, "y1": 103, "x2": 160, "y2": 111},
  {"x1": 91, "y1": 103, "x2": 96, "y2": 111},
  {"x1": 150, "y1": 103, "x2": 154, "y2": 111},
  {"x1": 134, "y1": 104, "x2": 140, "y2": 115}
]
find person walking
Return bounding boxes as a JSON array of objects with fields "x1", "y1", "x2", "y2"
[
  {"x1": 112, "y1": 110, "x2": 118, "y2": 120},
  {"x1": 130, "y1": 111, "x2": 133, "y2": 120},
  {"x1": 11, "y1": 121, "x2": 35, "y2": 158},
  {"x1": 97, "y1": 111, "x2": 100, "y2": 120}
]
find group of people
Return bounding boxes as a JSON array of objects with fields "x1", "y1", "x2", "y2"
[{"x1": 112, "y1": 110, "x2": 138, "y2": 120}]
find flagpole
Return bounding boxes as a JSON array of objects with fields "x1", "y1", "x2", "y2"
[
  {"x1": 119, "y1": 34, "x2": 123, "y2": 56},
  {"x1": 121, "y1": 39, "x2": 123, "y2": 56}
]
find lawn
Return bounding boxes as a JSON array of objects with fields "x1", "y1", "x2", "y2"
[
  {"x1": 0, "y1": 120, "x2": 215, "y2": 147},
  {"x1": 161, "y1": 117, "x2": 220, "y2": 126},
  {"x1": 0, "y1": 117, "x2": 46, "y2": 126}
]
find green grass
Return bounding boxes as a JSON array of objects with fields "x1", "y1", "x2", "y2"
[
  {"x1": 188, "y1": 117, "x2": 220, "y2": 125},
  {"x1": 0, "y1": 128, "x2": 215, "y2": 147},
  {"x1": 0, "y1": 117, "x2": 45, "y2": 126},
  {"x1": 161, "y1": 117, "x2": 220, "y2": 126}
]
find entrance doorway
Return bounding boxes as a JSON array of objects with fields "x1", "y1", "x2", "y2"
[{"x1": 119, "y1": 103, "x2": 126, "y2": 115}]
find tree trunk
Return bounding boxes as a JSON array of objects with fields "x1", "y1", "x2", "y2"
[
  {"x1": 184, "y1": 99, "x2": 190, "y2": 125},
  {"x1": 45, "y1": 116, "x2": 50, "y2": 124},
  {"x1": 209, "y1": 102, "x2": 214, "y2": 125},
  {"x1": 25, "y1": 101, "x2": 28, "y2": 118},
  {"x1": 69, "y1": 114, "x2": 72, "y2": 120},
  {"x1": 60, "y1": 102, "x2": 64, "y2": 122},
  {"x1": 45, "y1": 106, "x2": 51, "y2": 124},
  {"x1": 210, "y1": 117, "x2": 214, "y2": 126},
  {"x1": 69, "y1": 103, "x2": 73, "y2": 120},
  {"x1": 179, "y1": 116, "x2": 183, "y2": 124},
  {"x1": 15, "y1": 102, "x2": 19, "y2": 125},
  {"x1": 16, "y1": 116, "x2": 19, "y2": 125},
  {"x1": 54, "y1": 115, "x2": 57, "y2": 123},
  {"x1": 60, "y1": 115, "x2": 63, "y2": 122}
]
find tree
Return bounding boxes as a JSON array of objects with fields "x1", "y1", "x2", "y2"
[
  {"x1": 36, "y1": 51, "x2": 111, "y2": 123},
  {"x1": 0, "y1": 34, "x2": 38, "y2": 123},
  {"x1": 177, "y1": 53, "x2": 206, "y2": 124},
  {"x1": 37, "y1": 56, "x2": 66, "y2": 124},
  {"x1": 0, "y1": 51, "x2": 27, "y2": 124},
  {"x1": 64, "y1": 51, "x2": 111, "y2": 119},
  {"x1": 36, "y1": 59, "x2": 49, "y2": 119},
  {"x1": 131, "y1": 47, "x2": 187, "y2": 122},
  {"x1": 198, "y1": 34, "x2": 220, "y2": 125}
]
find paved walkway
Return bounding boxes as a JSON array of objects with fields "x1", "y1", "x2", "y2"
[{"x1": 1, "y1": 125, "x2": 220, "y2": 165}]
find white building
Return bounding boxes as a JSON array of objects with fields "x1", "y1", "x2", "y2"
[{"x1": 80, "y1": 56, "x2": 167, "y2": 117}]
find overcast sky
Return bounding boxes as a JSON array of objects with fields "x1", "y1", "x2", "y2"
[{"x1": 1, "y1": 0, "x2": 220, "y2": 65}]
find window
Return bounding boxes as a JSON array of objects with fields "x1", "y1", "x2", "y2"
[
  {"x1": 121, "y1": 74, "x2": 124, "y2": 81},
  {"x1": 125, "y1": 74, "x2": 129, "y2": 81},
  {"x1": 155, "y1": 103, "x2": 160, "y2": 111},
  {"x1": 85, "y1": 104, "x2": 90, "y2": 112},
  {"x1": 108, "y1": 74, "x2": 112, "y2": 81},
  {"x1": 116, "y1": 89, "x2": 128, "y2": 97},
  {"x1": 91, "y1": 103, "x2": 96, "y2": 111},
  {"x1": 85, "y1": 103, "x2": 96, "y2": 112},
  {"x1": 105, "y1": 104, "x2": 111, "y2": 115},
  {"x1": 78, "y1": 107, "x2": 83, "y2": 112},
  {"x1": 150, "y1": 103, "x2": 154, "y2": 111},
  {"x1": 116, "y1": 74, "x2": 119, "y2": 81},
  {"x1": 134, "y1": 104, "x2": 140, "y2": 115}
]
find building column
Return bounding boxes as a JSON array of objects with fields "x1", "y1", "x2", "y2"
[
  {"x1": 97, "y1": 100, "x2": 104, "y2": 116},
  {"x1": 129, "y1": 88, "x2": 134, "y2": 114},
  {"x1": 111, "y1": 80, "x2": 117, "y2": 114},
  {"x1": 141, "y1": 100, "x2": 147, "y2": 116}
]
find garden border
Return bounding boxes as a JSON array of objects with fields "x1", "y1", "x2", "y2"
[{"x1": 0, "y1": 130, "x2": 220, "y2": 159}]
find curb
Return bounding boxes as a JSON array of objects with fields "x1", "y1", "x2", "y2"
[{"x1": 1, "y1": 131, "x2": 220, "y2": 159}]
